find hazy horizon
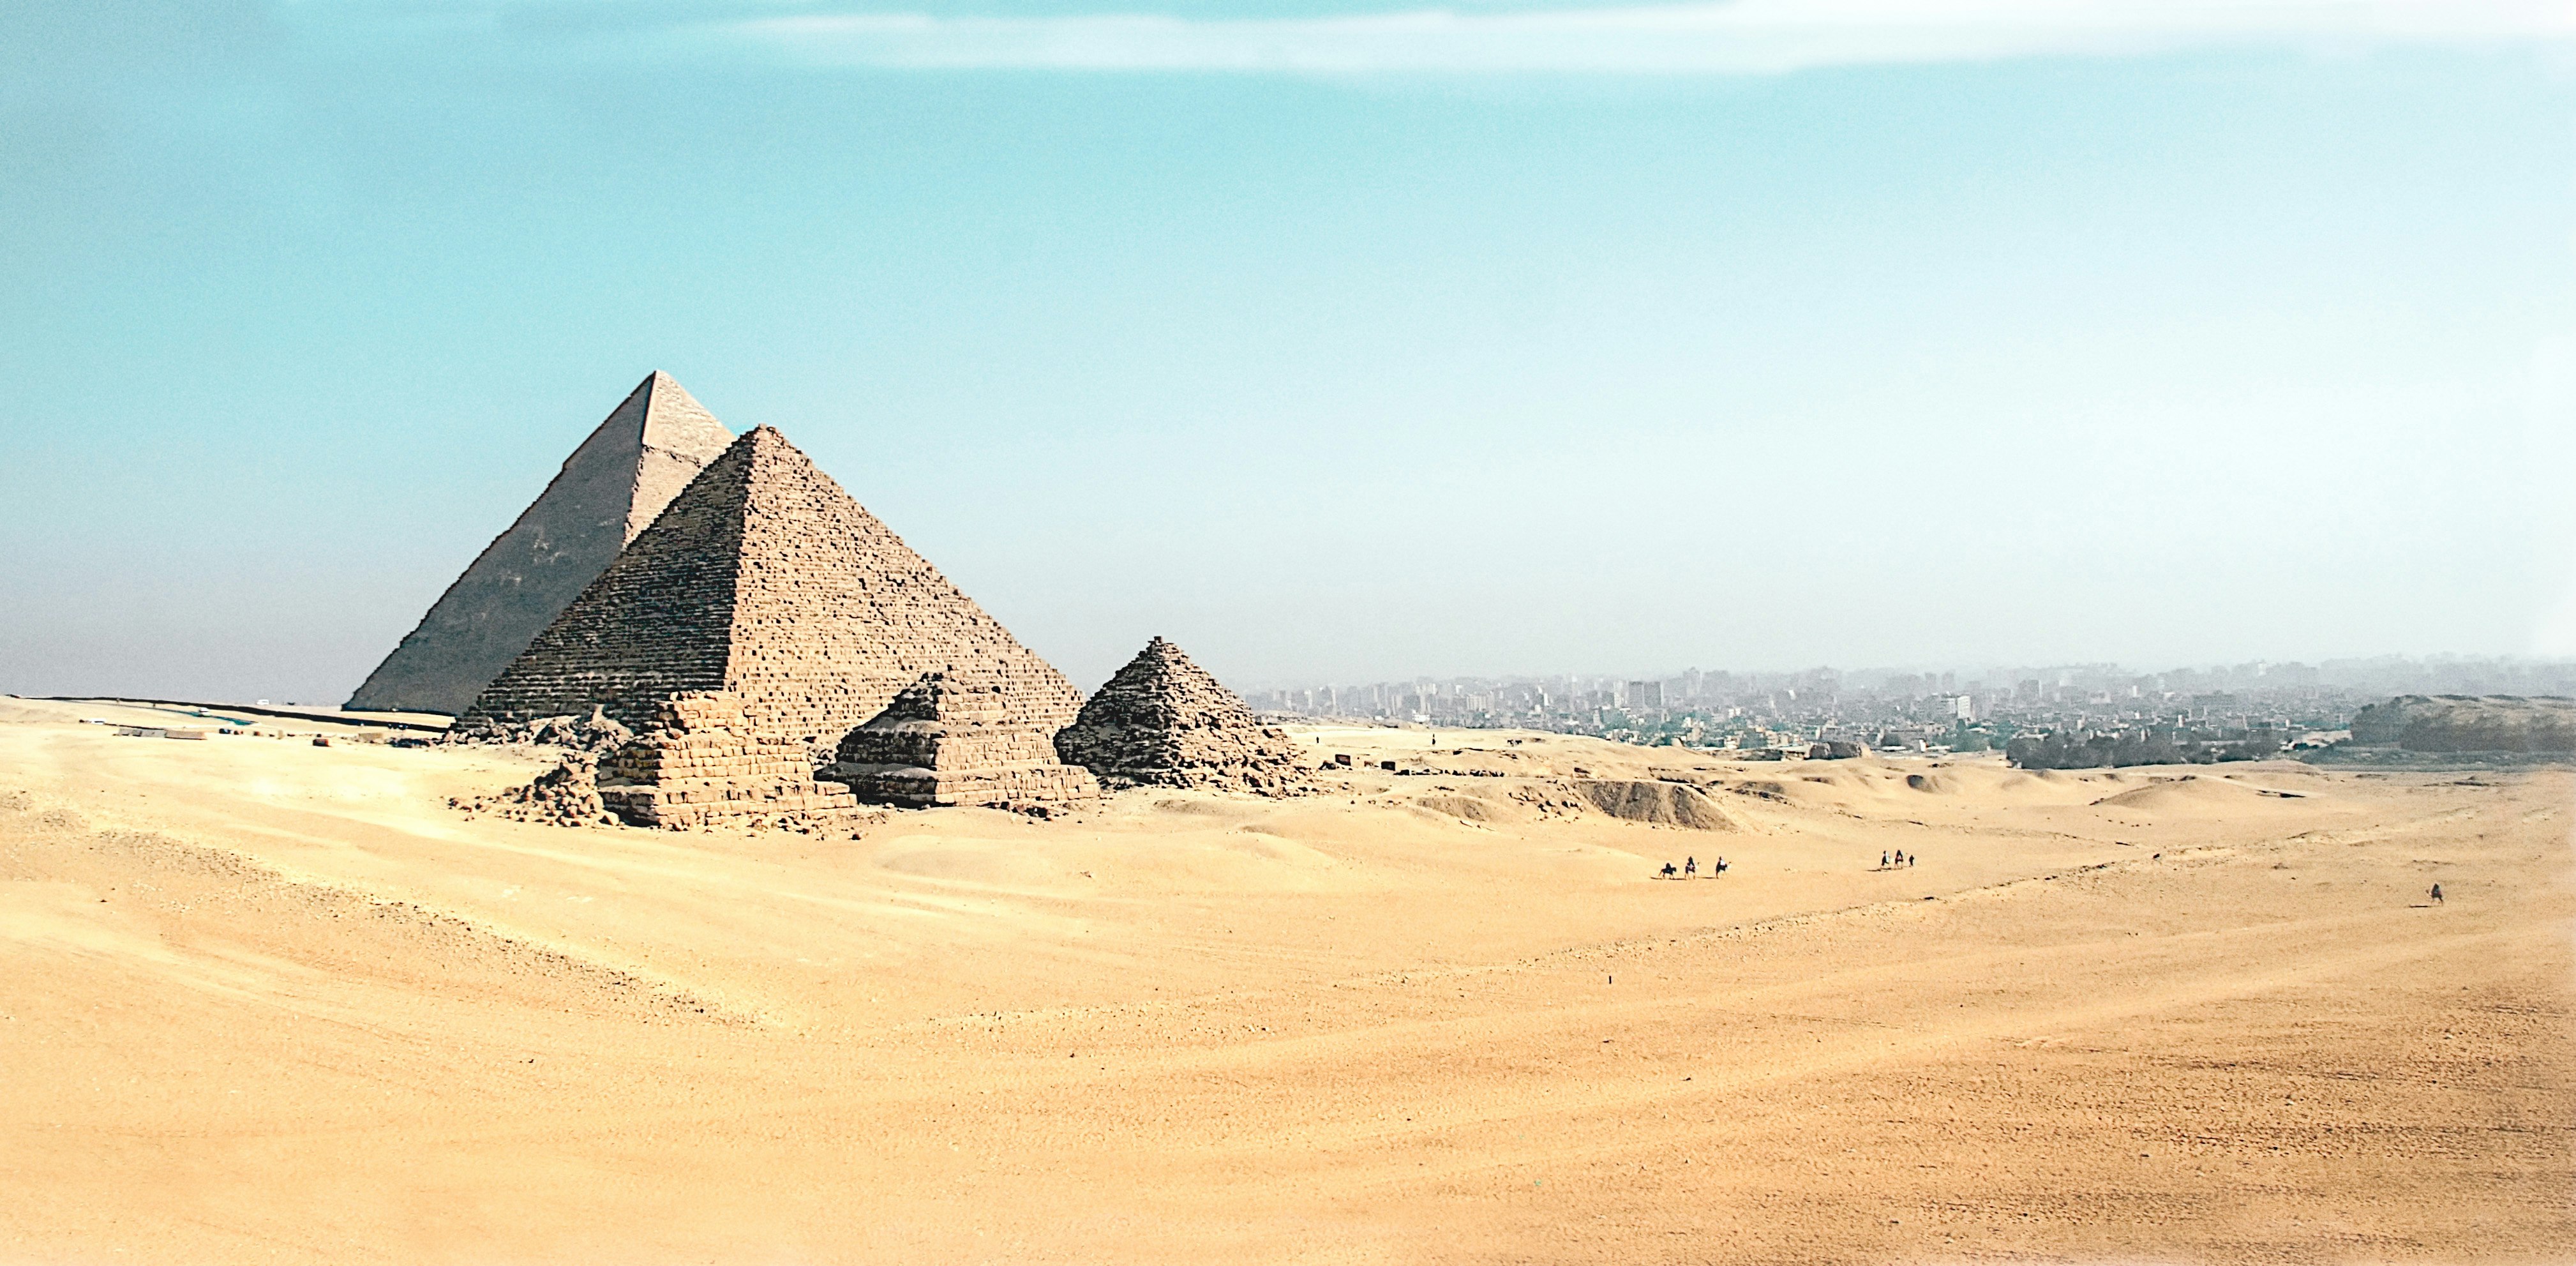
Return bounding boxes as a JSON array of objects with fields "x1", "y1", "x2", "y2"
[{"x1": 4, "y1": 2, "x2": 2572, "y2": 703}]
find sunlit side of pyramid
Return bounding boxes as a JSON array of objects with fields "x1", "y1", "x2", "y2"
[
  {"x1": 345, "y1": 372, "x2": 735, "y2": 715},
  {"x1": 458, "y1": 425, "x2": 1084, "y2": 745}
]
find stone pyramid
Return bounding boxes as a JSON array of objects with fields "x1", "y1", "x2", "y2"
[
  {"x1": 1053, "y1": 637, "x2": 1314, "y2": 794},
  {"x1": 824, "y1": 670, "x2": 1100, "y2": 812},
  {"x1": 597, "y1": 691, "x2": 864, "y2": 830},
  {"x1": 456, "y1": 425, "x2": 1084, "y2": 746},
  {"x1": 346, "y1": 372, "x2": 735, "y2": 716}
]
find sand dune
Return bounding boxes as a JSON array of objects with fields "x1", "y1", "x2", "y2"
[
  {"x1": 1, "y1": 699, "x2": 2567, "y2": 1263},
  {"x1": 2093, "y1": 772, "x2": 2308, "y2": 811}
]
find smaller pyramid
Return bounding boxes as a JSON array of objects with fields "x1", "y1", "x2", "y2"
[
  {"x1": 825, "y1": 671, "x2": 1100, "y2": 813},
  {"x1": 1054, "y1": 637, "x2": 1314, "y2": 795},
  {"x1": 348, "y1": 372, "x2": 734, "y2": 716},
  {"x1": 597, "y1": 691, "x2": 864, "y2": 830}
]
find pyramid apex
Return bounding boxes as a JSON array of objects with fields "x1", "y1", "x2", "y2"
[
  {"x1": 1135, "y1": 636, "x2": 1196, "y2": 667},
  {"x1": 345, "y1": 369, "x2": 733, "y2": 716},
  {"x1": 728, "y1": 424, "x2": 807, "y2": 462},
  {"x1": 621, "y1": 368, "x2": 684, "y2": 406}
]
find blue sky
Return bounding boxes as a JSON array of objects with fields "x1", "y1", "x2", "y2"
[{"x1": 2, "y1": 1, "x2": 2572, "y2": 701}]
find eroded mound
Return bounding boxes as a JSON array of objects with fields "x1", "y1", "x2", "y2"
[
  {"x1": 2093, "y1": 775, "x2": 2297, "y2": 811},
  {"x1": 1569, "y1": 780, "x2": 1739, "y2": 831}
]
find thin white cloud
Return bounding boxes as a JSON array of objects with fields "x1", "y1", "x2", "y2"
[{"x1": 719, "y1": 0, "x2": 2576, "y2": 73}]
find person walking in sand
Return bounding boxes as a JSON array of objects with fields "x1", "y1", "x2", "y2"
[
  {"x1": 2431, "y1": 882, "x2": 2444, "y2": 904},
  {"x1": 1882, "y1": 850, "x2": 1890, "y2": 870}
]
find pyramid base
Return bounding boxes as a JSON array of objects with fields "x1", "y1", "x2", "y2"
[
  {"x1": 599, "y1": 779, "x2": 867, "y2": 830},
  {"x1": 1092, "y1": 763, "x2": 1317, "y2": 796},
  {"x1": 825, "y1": 761, "x2": 1100, "y2": 814}
]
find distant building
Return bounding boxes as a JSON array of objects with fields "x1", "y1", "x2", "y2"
[{"x1": 1625, "y1": 680, "x2": 1663, "y2": 709}]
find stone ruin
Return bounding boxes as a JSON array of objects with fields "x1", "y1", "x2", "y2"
[
  {"x1": 823, "y1": 671, "x2": 1100, "y2": 814},
  {"x1": 350, "y1": 372, "x2": 735, "y2": 716},
  {"x1": 449, "y1": 751, "x2": 617, "y2": 827},
  {"x1": 1052, "y1": 636, "x2": 1315, "y2": 795},
  {"x1": 456, "y1": 425, "x2": 1084, "y2": 749},
  {"x1": 451, "y1": 705, "x2": 634, "y2": 755},
  {"x1": 595, "y1": 691, "x2": 865, "y2": 830}
]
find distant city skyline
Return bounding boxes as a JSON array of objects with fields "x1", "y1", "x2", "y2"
[
  {"x1": 1238, "y1": 652, "x2": 2567, "y2": 757},
  {"x1": 1242, "y1": 653, "x2": 2576, "y2": 693}
]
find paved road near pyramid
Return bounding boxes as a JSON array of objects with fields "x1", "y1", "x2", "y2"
[
  {"x1": 346, "y1": 372, "x2": 734, "y2": 715},
  {"x1": 459, "y1": 426, "x2": 1084, "y2": 745}
]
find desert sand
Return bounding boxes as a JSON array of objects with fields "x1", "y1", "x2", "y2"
[{"x1": 1, "y1": 696, "x2": 2567, "y2": 1263}]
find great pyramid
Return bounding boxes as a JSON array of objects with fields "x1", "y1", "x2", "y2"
[
  {"x1": 456, "y1": 425, "x2": 1084, "y2": 746},
  {"x1": 1053, "y1": 637, "x2": 1314, "y2": 794},
  {"x1": 347, "y1": 372, "x2": 735, "y2": 716},
  {"x1": 824, "y1": 670, "x2": 1100, "y2": 812}
]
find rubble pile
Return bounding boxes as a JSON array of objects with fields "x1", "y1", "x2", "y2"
[{"x1": 449, "y1": 752, "x2": 616, "y2": 828}]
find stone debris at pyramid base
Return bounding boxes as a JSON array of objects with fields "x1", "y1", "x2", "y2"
[
  {"x1": 447, "y1": 705, "x2": 635, "y2": 755},
  {"x1": 828, "y1": 762, "x2": 1102, "y2": 817},
  {"x1": 597, "y1": 691, "x2": 869, "y2": 831},
  {"x1": 823, "y1": 670, "x2": 1100, "y2": 816},
  {"x1": 449, "y1": 752, "x2": 620, "y2": 829},
  {"x1": 1054, "y1": 636, "x2": 1319, "y2": 797}
]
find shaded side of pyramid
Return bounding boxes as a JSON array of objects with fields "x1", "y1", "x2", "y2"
[
  {"x1": 345, "y1": 372, "x2": 734, "y2": 715},
  {"x1": 1054, "y1": 637, "x2": 1312, "y2": 794},
  {"x1": 459, "y1": 426, "x2": 1085, "y2": 746}
]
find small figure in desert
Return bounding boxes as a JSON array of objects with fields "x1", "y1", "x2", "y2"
[
  {"x1": 2430, "y1": 882, "x2": 2444, "y2": 904},
  {"x1": 1685, "y1": 857, "x2": 1697, "y2": 877},
  {"x1": 1714, "y1": 857, "x2": 1727, "y2": 875},
  {"x1": 1661, "y1": 862, "x2": 1678, "y2": 878},
  {"x1": 1881, "y1": 850, "x2": 1891, "y2": 869}
]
